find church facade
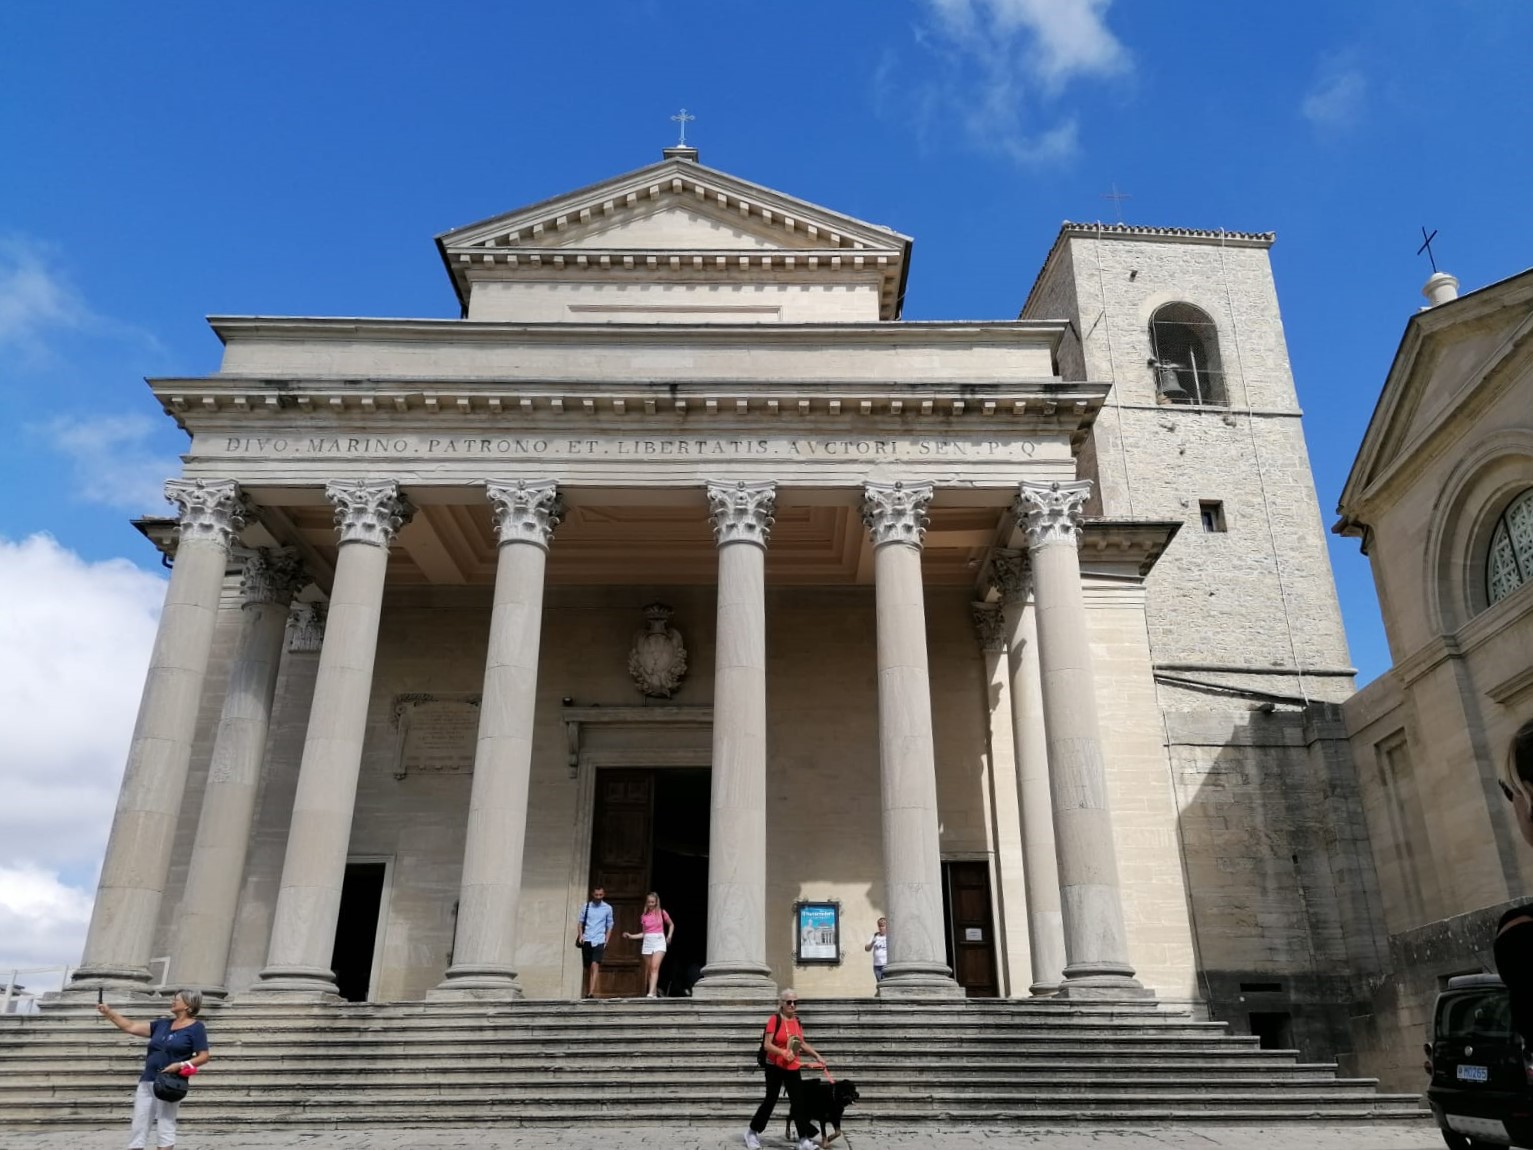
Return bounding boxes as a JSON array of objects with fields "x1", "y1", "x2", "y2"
[{"x1": 69, "y1": 151, "x2": 1382, "y2": 1057}]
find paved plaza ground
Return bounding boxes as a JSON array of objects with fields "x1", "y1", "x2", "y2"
[{"x1": 6, "y1": 1122, "x2": 1444, "y2": 1150}]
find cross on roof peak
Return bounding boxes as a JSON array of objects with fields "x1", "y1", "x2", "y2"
[{"x1": 670, "y1": 108, "x2": 696, "y2": 148}]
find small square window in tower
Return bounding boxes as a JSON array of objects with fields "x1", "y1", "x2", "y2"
[
  {"x1": 1199, "y1": 500, "x2": 1227, "y2": 533},
  {"x1": 1150, "y1": 303, "x2": 1226, "y2": 405}
]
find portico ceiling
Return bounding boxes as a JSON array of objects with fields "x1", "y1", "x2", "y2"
[{"x1": 267, "y1": 497, "x2": 1001, "y2": 587}]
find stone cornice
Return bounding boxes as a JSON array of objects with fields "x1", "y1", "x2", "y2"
[
  {"x1": 203, "y1": 316, "x2": 1068, "y2": 349},
  {"x1": 1078, "y1": 519, "x2": 1183, "y2": 577}
]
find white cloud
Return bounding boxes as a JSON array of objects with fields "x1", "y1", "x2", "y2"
[
  {"x1": 44, "y1": 414, "x2": 182, "y2": 513},
  {"x1": 1302, "y1": 57, "x2": 1367, "y2": 130},
  {"x1": 901, "y1": 0, "x2": 1129, "y2": 166},
  {"x1": 0, "y1": 235, "x2": 162, "y2": 368},
  {"x1": 0, "y1": 238, "x2": 91, "y2": 360},
  {"x1": 0, "y1": 534, "x2": 166, "y2": 975}
]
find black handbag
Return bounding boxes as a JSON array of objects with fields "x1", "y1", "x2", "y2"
[{"x1": 152, "y1": 1069, "x2": 189, "y2": 1103}]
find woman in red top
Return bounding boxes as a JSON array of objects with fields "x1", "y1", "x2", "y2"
[
  {"x1": 743, "y1": 988, "x2": 824, "y2": 1150},
  {"x1": 621, "y1": 890, "x2": 674, "y2": 999}
]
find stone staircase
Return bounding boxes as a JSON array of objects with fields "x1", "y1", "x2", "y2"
[{"x1": 0, "y1": 998, "x2": 1428, "y2": 1129}]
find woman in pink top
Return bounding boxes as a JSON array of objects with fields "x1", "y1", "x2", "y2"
[{"x1": 622, "y1": 891, "x2": 675, "y2": 998}]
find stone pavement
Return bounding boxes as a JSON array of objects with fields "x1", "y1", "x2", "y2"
[{"x1": 4, "y1": 1122, "x2": 1442, "y2": 1150}]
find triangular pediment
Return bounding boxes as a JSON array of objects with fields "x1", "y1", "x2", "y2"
[
  {"x1": 1340, "y1": 269, "x2": 1533, "y2": 513},
  {"x1": 435, "y1": 154, "x2": 912, "y2": 318}
]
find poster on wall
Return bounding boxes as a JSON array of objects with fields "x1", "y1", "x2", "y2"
[{"x1": 794, "y1": 901, "x2": 840, "y2": 965}]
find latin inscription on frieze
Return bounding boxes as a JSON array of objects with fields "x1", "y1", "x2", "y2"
[
  {"x1": 206, "y1": 434, "x2": 1037, "y2": 460},
  {"x1": 392, "y1": 694, "x2": 480, "y2": 779}
]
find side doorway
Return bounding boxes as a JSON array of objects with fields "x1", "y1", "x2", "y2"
[{"x1": 942, "y1": 859, "x2": 999, "y2": 998}]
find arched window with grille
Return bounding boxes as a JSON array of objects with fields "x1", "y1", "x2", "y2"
[
  {"x1": 1149, "y1": 303, "x2": 1226, "y2": 406},
  {"x1": 1487, "y1": 487, "x2": 1533, "y2": 606}
]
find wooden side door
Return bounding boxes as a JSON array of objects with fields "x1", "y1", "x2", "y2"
[
  {"x1": 943, "y1": 860, "x2": 999, "y2": 998},
  {"x1": 588, "y1": 769, "x2": 653, "y2": 998}
]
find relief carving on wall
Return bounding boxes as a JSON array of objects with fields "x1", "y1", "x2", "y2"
[{"x1": 628, "y1": 603, "x2": 688, "y2": 698}]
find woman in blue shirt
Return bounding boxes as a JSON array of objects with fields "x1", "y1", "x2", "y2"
[{"x1": 97, "y1": 988, "x2": 210, "y2": 1150}]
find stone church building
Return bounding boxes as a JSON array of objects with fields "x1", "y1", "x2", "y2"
[{"x1": 69, "y1": 149, "x2": 1385, "y2": 1061}]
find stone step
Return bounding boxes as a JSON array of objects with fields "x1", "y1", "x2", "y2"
[{"x1": 0, "y1": 1096, "x2": 1430, "y2": 1126}]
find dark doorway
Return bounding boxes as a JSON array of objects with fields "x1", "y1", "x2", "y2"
[
  {"x1": 329, "y1": 861, "x2": 386, "y2": 1002},
  {"x1": 941, "y1": 860, "x2": 999, "y2": 998},
  {"x1": 588, "y1": 768, "x2": 710, "y2": 998}
]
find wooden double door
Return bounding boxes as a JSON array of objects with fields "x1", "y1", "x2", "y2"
[{"x1": 588, "y1": 768, "x2": 710, "y2": 998}]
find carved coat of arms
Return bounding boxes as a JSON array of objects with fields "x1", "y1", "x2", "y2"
[{"x1": 628, "y1": 603, "x2": 687, "y2": 698}]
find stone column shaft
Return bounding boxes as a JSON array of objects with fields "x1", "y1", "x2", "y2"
[
  {"x1": 972, "y1": 603, "x2": 1032, "y2": 998},
  {"x1": 1004, "y1": 596, "x2": 1067, "y2": 993},
  {"x1": 695, "y1": 480, "x2": 775, "y2": 999},
  {"x1": 72, "y1": 479, "x2": 245, "y2": 991},
  {"x1": 173, "y1": 551, "x2": 307, "y2": 993},
  {"x1": 255, "y1": 481, "x2": 412, "y2": 996},
  {"x1": 435, "y1": 481, "x2": 560, "y2": 997},
  {"x1": 1017, "y1": 481, "x2": 1145, "y2": 999},
  {"x1": 863, "y1": 482, "x2": 963, "y2": 998}
]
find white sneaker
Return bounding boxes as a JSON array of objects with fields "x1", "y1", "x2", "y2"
[
  {"x1": 743, "y1": 1130, "x2": 762, "y2": 1150},
  {"x1": 798, "y1": 1140, "x2": 819, "y2": 1150}
]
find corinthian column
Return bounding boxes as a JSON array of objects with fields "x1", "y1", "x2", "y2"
[
  {"x1": 434, "y1": 481, "x2": 561, "y2": 998},
  {"x1": 170, "y1": 550, "x2": 307, "y2": 994},
  {"x1": 990, "y1": 551, "x2": 1066, "y2": 994},
  {"x1": 861, "y1": 482, "x2": 963, "y2": 998},
  {"x1": 694, "y1": 480, "x2": 777, "y2": 999},
  {"x1": 1016, "y1": 480, "x2": 1145, "y2": 999},
  {"x1": 254, "y1": 480, "x2": 413, "y2": 996},
  {"x1": 71, "y1": 479, "x2": 246, "y2": 993},
  {"x1": 970, "y1": 602, "x2": 1030, "y2": 997}
]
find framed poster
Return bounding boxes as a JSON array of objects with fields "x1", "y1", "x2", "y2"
[{"x1": 794, "y1": 900, "x2": 840, "y2": 965}]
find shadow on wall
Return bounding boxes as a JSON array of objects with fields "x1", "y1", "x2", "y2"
[{"x1": 1170, "y1": 697, "x2": 1390, "y2": 1071}]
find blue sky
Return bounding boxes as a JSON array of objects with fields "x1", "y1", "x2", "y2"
[{"x1": 2, "y1": 0, "x2": 1531, "y2": 976}]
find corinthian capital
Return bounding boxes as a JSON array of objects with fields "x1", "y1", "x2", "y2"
[
  {"x1": 971, "y1": 602, "x2": 1007, "y2": 653},
  {"x1": 287, "y1": 602, "x2": 326, "y2": 653},
  {"x1": 165, "y1": 479, "x2": 247, "y2": 550},
  {"x1": 239, "y1": 549, "x2": 308, "y2": 609},
  {"x1": 987, "y1": 550, "x2": 1030, "y2": 605},
  {"x1": 325, "y1": 480, "x2": 415, "y2": 548},
  {"x1": 1015, "y1": 480, "x2": 1092, "y2": 551},
  {"x1": 486, "y1": 480, "x2": 563, "y2": 549},
  {"x1": 861, "y1": 481, "x2": 934, "y2": 549},
  {"x1": 706, "y1": 480, "x2": 776, "y2": 548}
]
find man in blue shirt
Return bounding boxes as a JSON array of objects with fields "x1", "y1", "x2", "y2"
[{"x1": 574, "y1": 885, "x2": 614, "y2": 998}]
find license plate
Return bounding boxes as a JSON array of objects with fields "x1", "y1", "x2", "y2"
[{"x1": 1456, "y1": 1063, "x2": 1489, "y2": 1083}]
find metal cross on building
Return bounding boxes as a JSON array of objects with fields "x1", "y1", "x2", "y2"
[
  {"x1": 670, "y1": 108, "x2": 696, "y2": 147},
  {"x1": 1101, "y1": 183, "x2": 1132, "y2": 224},
  {"x1": 1417, "y1": 226, "x2": 1440, "y2": 273}
]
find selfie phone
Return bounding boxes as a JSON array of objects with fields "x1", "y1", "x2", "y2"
[
  {"x1": 96, "y1": 986, "x2": 103, "y2": 1005},
  {"x1": 1500, "y1": 779, "x2": 1516, "y2": 802}
]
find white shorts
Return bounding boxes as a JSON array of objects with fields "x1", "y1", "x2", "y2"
[{"x1": 641, "y1": 931, "x2": 667, "y2": 955}]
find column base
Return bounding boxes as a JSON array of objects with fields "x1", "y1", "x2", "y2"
[
  {"x1": 692, "y1": 962, "x2": 776, "y2": 1001},
  {"x1": 248, "y1": 965, "x2": 343, "y2": 1001},
  {"x1": 1054, "y1": 964, "x2": 1155, "y2": 1002},
  {"x1": 876, "y1": 962, "x2": 966, "y2": 999},
  {"x1": 428, "y1": 965, "x2": 525, "y2": 1001},
  {"x1": 59, "y1": 966, "x2": 159, "y2": 999},
  {"x1": 1028, "y1": 981, "x2": 1061, "y2": 997}
]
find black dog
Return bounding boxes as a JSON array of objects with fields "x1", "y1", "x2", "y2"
[{"x1": 784, "y1": 1077, "x2": 860, "y2": 1146}]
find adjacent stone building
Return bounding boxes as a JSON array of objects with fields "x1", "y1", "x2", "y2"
[
  {"x1": 1337, "y1": 268, "x2": 1533, "y2": 1086},
  {"x1": 68, "y1": 151, "x2": 1385, "y2": 1060}
]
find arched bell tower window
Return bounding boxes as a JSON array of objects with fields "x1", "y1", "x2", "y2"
[
  {"x1": 1487, "y1": 487, "x2": 1533, "y2": 606},
  {"x1": 1149, "y1": 303, "x2": 1226, "y2": 406}
]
